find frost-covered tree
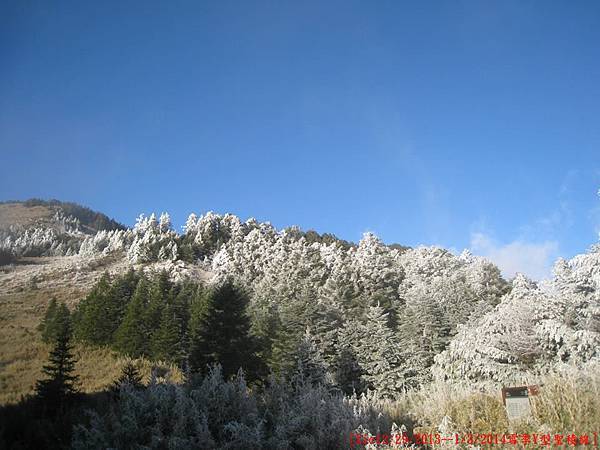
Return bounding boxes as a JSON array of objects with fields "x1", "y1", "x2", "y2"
[
  {"x1": 291, "y1": 328, "x2": 328, "y2": 386},
  {"x1": 355, "y1": 304, "x2": 405, "y2": 397}
]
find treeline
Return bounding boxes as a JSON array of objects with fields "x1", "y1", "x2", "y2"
[
  {"x1": 71, "y1": 270, "x2": 263, "y2": 380},
  {"x1": 68, "y1": 270, "x2": 454, "y2": 397}
]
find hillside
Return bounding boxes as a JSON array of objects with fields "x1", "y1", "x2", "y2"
[
  {"x1": 0, "y1": 200, "x2": 125, "y2": 260},
  {"x1": 0, "y1": 199, "x2": 125, "y2": 233},
  {"x1": 1, "y1": 201, "x2": 600, "y2": 448}
]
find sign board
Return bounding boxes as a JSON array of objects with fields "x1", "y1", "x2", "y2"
[{"x1": 501, "y1": 386, "x2": 539, "y2": 421}]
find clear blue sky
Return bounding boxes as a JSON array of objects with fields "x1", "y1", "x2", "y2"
[{"x1": 1, "y1": 1, "x2": 599, "y2": 278}]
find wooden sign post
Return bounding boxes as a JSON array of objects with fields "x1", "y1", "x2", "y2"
[{"x1": 501, "y1": 385, "x2": 540, "y2": 421}]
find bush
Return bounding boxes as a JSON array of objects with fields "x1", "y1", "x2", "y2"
[{"x1": 0, "y1": 248, "x2": 15, "y2": 266}]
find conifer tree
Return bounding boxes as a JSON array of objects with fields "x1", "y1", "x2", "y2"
[
  {"x1": 333, "y1": 345, "x2": 365, "y2": 395},
  {"x1": 114, "y1": 276, "x2": 149, "y2": 357},
  {"x1": 397, "y1": 298, "x2": 451, "y2": 387},
  {"x1": 112, "y1": 360, "x2": 144, "y2": 391},
  {"x1": 291, "y1": 329, "x2": 327, "y2": 386},
  {"x1": 187, "y1": 285, "x2": 211, "y2": 367},
  {"x1": 73, "y1": 272, "x2": 120, "y2": 345},
  {"x1": 357, "y1": 304, "x2": 405, "y2": 397},
  {"x1": 144, "y1": 270, "x2": 172, "y2": 340},
  {"x1": 110, "y1": 268, "x2": 139, "y2": 316},
  {"x1": 269, "y1": 282, "x2": 318, "y2": 375},
  {"x1": 39, "y1": 299, "x2": 72, "y2": 344},
  {"x1": 151, "y1": 303, "x2": 182, "y2": 364},
  {"x1": 189, "y1": 279, "x2": 261, "y2": 379},
  {"x1": 38, "y1": 298, "x2": 58, "y2": 343},
  {"x1": 35, "y1": 315, "x2": 79, "y2": 411}
]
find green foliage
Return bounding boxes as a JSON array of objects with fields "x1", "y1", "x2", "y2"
[
  {"x1": 35, "y1": 315, "x2": 79, "y2": 412},
  {"x1": 112, "y1": 361, "x2": 144, "y2": 391},
  {"x1": 113, "y1": 276, "x2": 149, "y2": 358},
  {"x1": 73, "y1": 273, "x2": 120, "y2": 346},
  {"x1": 356, "y1": 304, "x2": 405, "y2": 397},
  {"x1": 189, "y1": 280, "x2": 262, "y2": 380},
  {"x1": 144, "y1": 270, "x2": 172, "y2": 340},
  {"x1": 40, "y1": 299, "x2": 71, "y2": 344},
  {"x1": 150, "y1": 303, "x2": 183, "y2": 364}
]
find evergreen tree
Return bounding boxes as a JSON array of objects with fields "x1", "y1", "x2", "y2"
[
  {"x1": 270, "y1": 283, "x2": 318, "y2": 375},
  {"x1": 187, "y1": 285, "x2": 212, "y2": 367},
  {"x1": 357, "y1": 304, "x2": 405, "y2": 397},
  {"x1": 73, "y1": 272, "x2": 121, "y2": 345},
  {"x1": 397, "y1": 297, "x2": 452, "y2": 387},
  {"x1": 333, "y1": 341, "x2": 365, "y2": 395},
  {"x1": 35, "y1": 317, "x2": 79, "y2": 411},
  {"x1": 114, "y1": 276, "x2": 149, "y2": 357},
  {"x1": 110, "y1": 268, "x2": 139, "y2": 317},
  {"x1": 39, "y1": 298, "x2": 57, "y2": 343},
  {"x1": 144, "y1": 270, "x2": 172, "y2": 341},
  {"x1": 39, "y1": 299, "x2": 72, "y2": 344},
  {"x1": 112, "y1": 360, "x2": 144, "y2": 391},
  {"x1": 247, "y1": 298, "x2": 280, "y2": 374},
  {"x1": 291, "y1": 329, "x2": 327, "y2": 386},
  {"x1": 151, "y1": 303, "x2": 182, "y2": 364},
  {"x1": 189, "y1": 279, "x2": 261, "y2": 379}
]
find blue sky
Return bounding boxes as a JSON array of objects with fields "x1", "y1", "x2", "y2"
[{"x1": 1, "y1": 1, "x2": 599, "y2": 279}]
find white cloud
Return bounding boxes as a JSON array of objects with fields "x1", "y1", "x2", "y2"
[{"x1": 470, "y1": 232, "x2": 559, "y2": 281}]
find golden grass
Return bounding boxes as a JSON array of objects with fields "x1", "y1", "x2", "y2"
[
  {"x1": 378, "y1": 369, "x2": 600, "y2": 449},
  {"x1": 0, "y1": 267, "x2": 182, "y2": 405}
]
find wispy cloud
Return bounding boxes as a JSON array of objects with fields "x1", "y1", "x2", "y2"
[{"x1": 470, "y1": 232, "x2": 559, "y2": 281}]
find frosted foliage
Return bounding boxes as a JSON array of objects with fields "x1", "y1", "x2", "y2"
[
  {"x1": 434, "y1": 246, "x2": 600, "y2": 383},
  {"x1": 73, "y1": 365, "x2": 407, "y2": 449},
  {"x1": 159, "y1": 212, "x2": 172, "y2": 233},
  {"x1": 1, "y1": 210, "x2": 85, "y2": 257},
  {"x1": 349, "y1": 233, "x2": 404, "y2": 304},
  {"x1": 78, "y1": 213, "x2": 180, "y2": 264}
]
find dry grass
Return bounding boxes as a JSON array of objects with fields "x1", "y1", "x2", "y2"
[
  {"x1": 0, "y1": 203, "x2": 53, "y2": 230},
  {"x1": 0, "y1": 257, "x2": 182, "y2": 405},
  {"x1": 529, "y1": 366, "x2": 600, "y2": 435},
  {"x1": 381, "y1": 369, "x2": 600, "y2": 449}
]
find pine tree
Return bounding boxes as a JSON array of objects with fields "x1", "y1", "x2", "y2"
[
  {"x1": 144, "y1": 270, "x2": 172, "y2": 341},
  {"x1": 112, "y1": 360, "x2": 144, "y2": 391},
  {"x1": 39, "y1": 299, "x2": 72, "y2": 344},
  {"x1": 38, "y1": 298, "x2": 58, "y2": 343},
  {"x1": 110, "y1": 268, "x2": 139, "y2": 316},
  {"x1": 269, "y1": 282, "x2": 319, "y2": 375},
  {"x1": 151, "y1": 303, "x2": 182, "y2": 364},
  {"x1": 73, "y1": 272, "x2": 121, "y2": 345},
  {"x1": 333, "y1": 345, "x2": 364, "y2": 395},
  {"x1": 357, "y1": 304, "x2": 405, "y2": 397},
  {"x1": 291, "y1": 329, "x2": 327, "y2": 386},
  {"x1": 189, "y1": 280, "x2": 261, "y2": 379},
  {"x1": 396, "y1": 297, "x2": 451, "y2": 387},
  {"x1": 187, "y1": 285, "x2": 211, "y2": 369},
  {"x1": 35, "y1": 318, "x2": 79, "y2": 411},
  {"x1": 114, "y1": 276, "x2": 149, "y2": 357}
]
